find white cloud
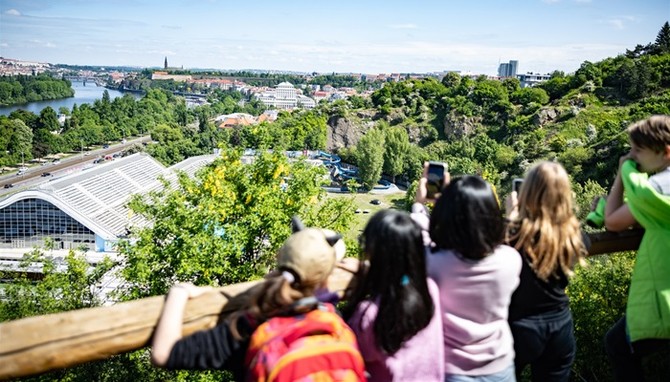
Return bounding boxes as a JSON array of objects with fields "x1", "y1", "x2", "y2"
[
  {"x1": 389, "y1": 23, "x2": 418, "y2": 30},
  {"x1": 542, "y1": 0, "x2": 561, "y2": 4},
  {"x1": 607, "y1": 19, "x2": 625, "y2": 29},
  {"x1": 4, "y1": 9, "x2": 21, "y2": 16}
]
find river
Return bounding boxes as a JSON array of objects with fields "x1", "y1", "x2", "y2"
[{"x1": 0, "y1": 82, "x2": 142, "y2": 116}]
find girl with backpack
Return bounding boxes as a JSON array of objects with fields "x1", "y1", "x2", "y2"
[
  {"x1": 505, "y1": 162, "x2": 588, "y2": 381},
  {"x1": 151, "y1": 225, "x2": 366, "y2": 382},
  {"x1": 342, "y1": 209, "x2": 444, "y2": 381},
  {"x1": 413, "y1": 170, "x2": 522, "y2": 382}
]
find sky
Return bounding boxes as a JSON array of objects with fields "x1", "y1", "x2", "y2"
[{"x1": 1, "y1": 0, "x2": 669, "y2": 75}]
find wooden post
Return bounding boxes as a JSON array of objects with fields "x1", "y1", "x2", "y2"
[{"x1": 0, "y1": 265, "x2": 357, "y2": 380}]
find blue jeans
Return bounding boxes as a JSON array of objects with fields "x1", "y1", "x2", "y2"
[
  {"x1": 510, "y1": 308, "x2": 575, "y2": 382},
  {"x1": 604, "y1": 316, "x2": 670, "y2": 382},
  {"x1": 444, "y1": 363, "x2": 516, "y2": 382}
]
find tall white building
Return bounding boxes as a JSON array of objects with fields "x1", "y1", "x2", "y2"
[{"x1": 255, "y1": 82, "x2": 316, "y2": 110}]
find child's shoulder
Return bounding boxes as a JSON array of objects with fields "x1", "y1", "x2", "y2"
[{"x1": 649, "y1": 167, "x2": 670, "y2": 196}]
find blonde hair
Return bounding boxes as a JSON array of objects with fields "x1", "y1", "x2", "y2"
[{"x1": 507, "y1": 162, "x2": 587, "y2": 281}]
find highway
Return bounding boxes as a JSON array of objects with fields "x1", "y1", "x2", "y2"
[{"x1": 0, "y1": 136, "x2": 151, "y2": 198}]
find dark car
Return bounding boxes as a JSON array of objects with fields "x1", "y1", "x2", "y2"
[
  {"x1": 41, "y1": 172, "x2": 52, "y2": 177},
  {"x1": 370, "y1": 199, "x2": 382, "y2": 205},
  {"x1": 3, "y1": 183, "x2": 13, "y2": 189},
  {"x1": 103, "y1": 144, "x2": 110, "y2": 149}
]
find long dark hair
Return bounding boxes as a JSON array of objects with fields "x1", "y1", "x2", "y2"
[
  {"x1": 430, "y1": 175, "x2": 504, "y2": 260},
  {"x1": 343, "y1": 209, "x2": 434, "y2": 355}
]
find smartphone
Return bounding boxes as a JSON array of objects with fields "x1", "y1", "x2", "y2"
[
  {"x1": 426, "y1": 161, "x2": 447, "y2": 199},
  {"x1": 513, "y1": 178, "x2": 524, "y2": 193}
]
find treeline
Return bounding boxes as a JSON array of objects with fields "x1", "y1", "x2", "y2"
[{"x1": 0, "y1": 74, "x2": 74, "y2": 106}]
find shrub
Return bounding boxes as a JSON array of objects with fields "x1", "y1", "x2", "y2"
[{"x1": 567, "y1": 252, "x2": 669, "y2": 381}]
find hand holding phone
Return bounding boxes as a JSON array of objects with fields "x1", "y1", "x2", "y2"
[{"x1": 426, "y1": 161, "x2": 448, "y2": 199}]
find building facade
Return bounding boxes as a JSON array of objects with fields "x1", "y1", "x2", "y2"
[{"x1": 498, "y1": 60, "x2": 519, "y2": 78}]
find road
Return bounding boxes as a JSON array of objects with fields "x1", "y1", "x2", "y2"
[{"x1": 0, "y1": 136, "x2": 151, "y2": 197}]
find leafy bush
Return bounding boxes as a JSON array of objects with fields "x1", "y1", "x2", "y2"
[{"x1": 567, "y1": 252, "x2": 669, "y2": 381}]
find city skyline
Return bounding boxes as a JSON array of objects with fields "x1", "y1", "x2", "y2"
[{"x1": 0, "y1": 0, "x2": 668, "y2": 75}]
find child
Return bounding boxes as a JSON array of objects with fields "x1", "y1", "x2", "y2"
[
  {"x1": 151, "y1": 224, "x2": 366, "y2": 381},
  {"x1": 603, "y1": 115, "x2": 670, "y2": 381},
  {"x1": 342, "y1": 209, "x2": 444, "y2": 381},
  {"x1": 415, "y1": 172, "x2": 522, "y2": 382},
  {"x1": 505, "y1": 161, "x2": 589, "y2": 381}
]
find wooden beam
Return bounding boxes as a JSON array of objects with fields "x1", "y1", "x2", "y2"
[
  {"x1": 586, "y1": 229, "x2": 644, "y2": 256},
  {"x1": 0, "y1": 265, "x2": 357, "y2": 380}
]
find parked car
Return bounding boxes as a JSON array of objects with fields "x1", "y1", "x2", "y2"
[
  {"x1": 16, "y1": 170, "x2": 25, "y2": 176},
  {"x1": 370, "y1": 199, "x2": 382, "y2": 205},
  {"x1": 103, "y1": 144, "x2": 110, "y2": 149},
  {"x1": 3, "y1": 183, "x2": 13, "y2": 189},
  {"x1": 41, "y1": 172, "x2": 52, "y2": 177},
  {"x1": 52, "y1": 159, "x2": 61, "y2": 165}
]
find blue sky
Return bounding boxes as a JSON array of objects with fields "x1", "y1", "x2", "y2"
[{"x1": 1, "y1": 0, "x2": 668, "y2": 75}]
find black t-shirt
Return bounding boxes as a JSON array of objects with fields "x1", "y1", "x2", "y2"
[
  {"x1": 165, "y1": 317, "x2": 253, "y2": 381},
  {"x1": 508, "y1": 232, "x2": 590, "y2": 321}
]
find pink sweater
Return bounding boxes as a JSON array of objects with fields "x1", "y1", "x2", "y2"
[
  {"x1": 427, "y1": 245, "x2": 521, "y2": 376},
  {"x1": 348, "y1": 278, "x2": 445, "y2": 381}
]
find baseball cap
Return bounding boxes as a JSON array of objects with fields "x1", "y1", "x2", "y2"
[{"x1": 277, "y1": 228, "x2": 345, "y2": 287}]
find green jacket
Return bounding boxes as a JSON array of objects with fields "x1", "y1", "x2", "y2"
[{"x1": 622, "y1": 160, "x2": 670, "y2": 341}]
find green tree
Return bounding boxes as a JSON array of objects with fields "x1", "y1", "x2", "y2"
[
  {"x1": 118, "y1": 147, "x2": 354, "y2": 299},
  {"x1": 355, "y1": 128, "x2": 385, "y2": 190},
  {"x1": 654, "y1": 21, "x2": 670, "y2": 54},
  {"x1": 383, "y1": 127, "x2": 410, "y2": 182},
  {"x1": 8, "y1": 119, "x2": 33, "y2": 165}
]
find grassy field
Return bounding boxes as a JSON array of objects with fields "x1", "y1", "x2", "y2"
[{"x1": 327, "y1": 190, "x2": 407, "y2": 245}]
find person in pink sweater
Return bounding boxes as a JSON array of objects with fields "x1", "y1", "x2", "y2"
[
  {"x1": 414, "y1": 171, "x2": 522, "y2": 381},
  {"x1": 343, "y1": 209, "x2": 444, "y2": 381}
]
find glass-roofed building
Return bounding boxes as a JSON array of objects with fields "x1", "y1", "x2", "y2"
[{"x1": 0, "y1": 152, "x2": 217, "y2": 255}]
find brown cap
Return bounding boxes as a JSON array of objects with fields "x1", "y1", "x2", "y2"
[{"x1": 277, "y1": 228, "x2": 344, "y2": 287}]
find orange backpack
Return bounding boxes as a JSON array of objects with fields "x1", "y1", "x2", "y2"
[{"x1": 245, "y1": 303, "x2": 366, "y2": 382}]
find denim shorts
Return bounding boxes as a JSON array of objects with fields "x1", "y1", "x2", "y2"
[{"x1": 444, "y1": 363, "x2": 516, "y2": 382}]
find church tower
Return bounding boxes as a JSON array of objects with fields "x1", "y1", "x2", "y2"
[{"x1": 164, "y1": 57, "x2": 168, "y2": 69}]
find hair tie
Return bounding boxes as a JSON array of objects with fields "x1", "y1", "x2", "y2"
[
  {"x1": 401, "y1": 275, "x2": 410, "y2": 286},
  {"x1": 282, "y1": 271, "x2": 296, "y2": 284}
]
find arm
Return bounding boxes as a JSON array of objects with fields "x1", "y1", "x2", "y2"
[
  {"x1": 151, "y1": 283, "x2": 211, "y2": 366},
  {"x1": 505, "y1": 191, "x2": 519, "y2": 221},
  {"x1": 605, "y1": 155, "x2": 638, "y2": 232}
]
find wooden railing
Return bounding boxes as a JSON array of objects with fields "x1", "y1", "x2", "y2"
[{"x1": 0, "y1": 229, "x2": 644, "y2": 380}]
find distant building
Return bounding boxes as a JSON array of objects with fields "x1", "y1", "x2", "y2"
[
  {"x1": 151, "y1": 71, "x2": 192, "y2": 82},
  {"x1": 516, "y1": 72, "x2": 552, "y2": 88},
  {"x1": 0, "y1": 153, "x2": 217, "y2": 255},
  {"x1": 254, "y1": 82, "x2": 316, "y2": 110},
  {"x1": 498, "y1": 60, "x2": 518, "y2": 78}
]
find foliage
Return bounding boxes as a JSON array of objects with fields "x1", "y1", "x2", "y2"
[
  {"x1": 354, "y1": 128, "x2": 385, "y2": 190},
  {"x1": 0, "y1": 74, "x2": 74, "y2": 106},
  {"x1": 117, "y1": 147, "x2": 355, "y2": 299},
  {"x1": 0, "y1": 249, "x2": 115, "y2": 321},
  {"x1": 566, "y1": 253, "x2": 669, "y2": 381}
]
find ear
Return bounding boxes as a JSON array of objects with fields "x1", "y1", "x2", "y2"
[
  {"x1": 291, "y1": 216, "x2": 305, "y2": 233},
  {"x1": 325, "y1": 234, "x2": 343, "y2": 247},
  {"x1": 664, "y1": 144, "x2": 670, "y2": 159}
]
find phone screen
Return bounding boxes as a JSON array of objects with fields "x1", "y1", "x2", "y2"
[
  {"x1": 513, "y1": 178, "x2": 523, "y2": 193},
  {"x1": 427, "y1": 162, "x2": 446, "y2": 199}
]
